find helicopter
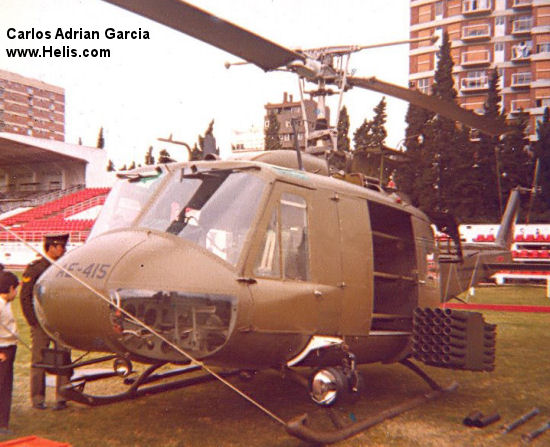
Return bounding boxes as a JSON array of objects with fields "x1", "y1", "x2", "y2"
[{"x1": 29, "y1": 0, "x2": 525, "y2": 444}]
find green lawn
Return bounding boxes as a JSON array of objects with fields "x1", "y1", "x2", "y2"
[{"x1": 2, "y1": 285, "x2": 549, "y2": 446}]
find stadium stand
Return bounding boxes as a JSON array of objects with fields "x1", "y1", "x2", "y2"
[{"x1": 0, "y1": 132, "x2": 115, "y2": 267}]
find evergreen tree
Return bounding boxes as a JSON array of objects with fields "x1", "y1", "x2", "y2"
[
  {"x1": 532, "y1": 107, "x2": 550, "y2": 220},
  {"x1": 417, "y1": 32, "x2": 461, "y2": 213},
  {"x1": 78, "y1": 137, "x2": 82, "y2": 145},
  {"x1": 337, "y1": 106, "x2": 351, "y2": 153},
  {"x1": 120, "y1": 164, "x2": 127, "y2": 171},
  {"x1": 499, "y1": 111, "x2": 531, "y2": 214},
  {"x1": 96, "y1": 127, "x2": 105, "y2": 149},
  {"x1": 197, "y1": 119, "x2": 218, "y2": 157},
  {"x1": 145, "y1": 146, "x2": 155, "y2": 165},
  {"x1": 106, "y1": 159, "x2": 115, "y2": 172},
  {"x1": 329, "y1": 106, "x2": 351, "y2": 171},
  {"x1": 128, "y1": 161, "x2": 136, "y2": 170},
  {"x1": 158, "y1": 149, "x2": 173, "y2": 163},
  {"x1": 469, "y1": 69, "x2": 504, "y2": 220},
  {"x1": 365, "y1": 98, "x2": 388, "y2": 152},
  {"x1": 351, "y1": 98, "x2": 388, "y2": 180},
  {"x1": 395, "y1": 103, "x2": 433, "y2": 206},
  {"x1": 264, "y1": 110, "x2": 282, "y2": 151}
]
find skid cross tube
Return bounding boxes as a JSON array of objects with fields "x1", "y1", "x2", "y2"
[
  {"x1": 60, "y1": 363, "x2": 238, "y2": 406},
  {"x1": 286, "y1": 381, "x2": 458, "y2": 444},
  {"x1": 285, "y1": 359, "x2": 457, "y2": 444}
]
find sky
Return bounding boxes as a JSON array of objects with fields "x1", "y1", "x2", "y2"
[{"x1": 0, "y1": 0, "x2": 410, "y2": 166}]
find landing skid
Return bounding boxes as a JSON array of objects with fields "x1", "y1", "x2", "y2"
[
  {"x1": 285, "y1": 358, "x2": 458, "y2": 444},
  {"x1": 60, "y1": 362, "x2": 238, "y2": 406}
]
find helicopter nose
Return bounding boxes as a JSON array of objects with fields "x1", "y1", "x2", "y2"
[
  {"x1": 34, "y1": 230, "x2": 149, "y2": 352},
  {"x1": 35, "y1": 229, "x2": 241, "y2": 361}
]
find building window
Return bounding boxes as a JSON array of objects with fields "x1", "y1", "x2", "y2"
[
  {"x1": 496, "y1": 16, "x2": 505, "y2": 25},
  {"x1": 535, "y1": 98, "x2": 550, "y2": 108},
  {"x1": 511, "y1": 72, "x2": 532, "y2": 86},
  {"x1": 537, "y1": 43, "x2": 550, "y2": 54},
  {"x1": 461, "y1": 70, "x2": 489, "y2": 90},
  {"x1": 495, "y1": 42, "x2": 504, "y2": 52},
  {"x1": 417, "y1": 78, "x2": 431, "y2": 94},
  {"x1": 435, "y1": 1, "x2": 443, "y2": 18},
  {"x1": 512, "y1": 16, "x2": 532, "y2": 34},
  {"x1": 512, "y1": 40, "x2": 532, "y2": 59},
  {"x1": 463, "y1": 0, "x2": 491, "y2": 13}
]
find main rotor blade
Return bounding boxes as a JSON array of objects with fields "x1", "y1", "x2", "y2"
[
  {"x1": 347, "y1": 76, "x2": 509, "y2": 137},
  {"x1": 102, "y1": 0, "x2": 303, "y2": 71}
]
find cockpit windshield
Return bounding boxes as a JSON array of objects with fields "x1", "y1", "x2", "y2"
[
  {"x1": 89, "y1": 169, "x2": 166, "y2": 239},
  {"x1": 140, "y1": 169, "x2": 265, "y2": 266}
]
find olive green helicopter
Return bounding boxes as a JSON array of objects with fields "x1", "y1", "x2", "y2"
[{"x1": 30, "y1": 0, "x2": 525, "y2": 443}]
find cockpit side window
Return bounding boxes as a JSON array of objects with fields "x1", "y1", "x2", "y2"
[{"x1": 254, "y1": 192, "x2": 309, "y2": 281}]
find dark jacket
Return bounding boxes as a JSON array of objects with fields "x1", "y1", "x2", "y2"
[{"x1": 20, "y1": 257, "x2": 50, "y2": 327}]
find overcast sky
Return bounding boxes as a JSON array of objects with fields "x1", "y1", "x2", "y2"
[{"x1": 1, "y1": 0, "x2": 410, "y2": 166}]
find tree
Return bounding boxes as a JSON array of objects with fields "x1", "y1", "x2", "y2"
[
  {"x1": 352, "y1": 98, "x2": 389, "y2": 180},
  {"x1": 329, "y1": 106, "x2": 352, "y2": 171},
  {"x1": 336, "y1": 106, "x2": 351, "y2": 153},
  {"x1": 128, "y1": 161, "x2": 136, "y2": 170},
  {"x1": 532, "y1": 107, "x2": 550, "y2": 220},
  {"x1": 395, "y1": 103, "x2": 433, "y2": 206},
  {"x1": 158, "y1": 149, "x2": 173, "y2": 163},
  {"x1": 145, "y1": 146, "x2": 155, "y2": 165},
  {"x1": 264, "y1": 110, "x2": 281, "y2": 150},
  {"x1": 198, "y1": 119, "x2": 218, "y2": 157},
  {"x1": 499, "y1": 112, "x2": 531, "y2": 215},
  {"x1": 106, "y1": 159, "x2": 115, "y2": 172},
  {"x1": 96, "y1": 127, "x2": 105, "y2": 149}
]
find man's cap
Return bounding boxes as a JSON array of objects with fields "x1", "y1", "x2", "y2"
[{"x1": 44, "y1": 233, "x2": 70, "y2": 246}]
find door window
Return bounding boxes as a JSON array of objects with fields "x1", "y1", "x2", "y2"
[{"x1": 254, "y1": 193, "x2": 309, "y2": 281}]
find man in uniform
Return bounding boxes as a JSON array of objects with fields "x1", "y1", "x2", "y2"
[{"x1": 20, "y1": 234, "x2": 70, "y2": 411}]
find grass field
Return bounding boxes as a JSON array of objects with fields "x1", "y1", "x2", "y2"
[{"x1": 1, "y1": 284, "x2": 549, "y2": 446}]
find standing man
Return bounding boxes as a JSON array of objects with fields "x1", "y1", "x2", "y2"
[
  {"x1": 20, "y1": 233, "x2": 70, "y2": 411},
  {"x1": 0, "y1": 270, "x2": 20, "y2": 435}
]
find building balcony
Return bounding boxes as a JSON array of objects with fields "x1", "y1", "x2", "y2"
[
  {"x1": 462, "y1": 0, "x2": 492, "y2": 15},
  {"x1": 511, "y1": 99, "x2": 531, "y2": 113},
  {"x1": 461, "y1": 49, "x2": 491, "y2": 66},
  {"x1": 512, "y1": 17, "x2": 533, "y2": 35},
  {"x1": 461, "y1": 76, "x2": 489, "y2": 92},
  {"x1": 512, "y1": 0, "x2": 532, "y2": 9},
  {"x1": 511, "y1": 72, "x2": 532, "y2": 88},
  {"x1": 462, "y1": 24, "x2": 491, "y2": 40},
  {"x1": 511, "y1": 42, "x2": 533, "y2": 61}
]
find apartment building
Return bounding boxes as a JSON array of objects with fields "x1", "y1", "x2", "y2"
[
  {"x1": 0, "y1": 69, "x2": 65, "y2": 141},
  {"x1": 409, "y1": 0, "x2": 550, "y2": 139},
  {"x1": 264, "y1": 92, "x2": 329, "y2": 150}
]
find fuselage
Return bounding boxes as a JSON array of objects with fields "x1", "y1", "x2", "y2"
[{"x1": 35, "y1": 155, "x2": 441, "y2": 369}]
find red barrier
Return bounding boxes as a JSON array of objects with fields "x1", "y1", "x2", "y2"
[{"x1": 441, "y1": 303, "x2": 550, "y2": 313}]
